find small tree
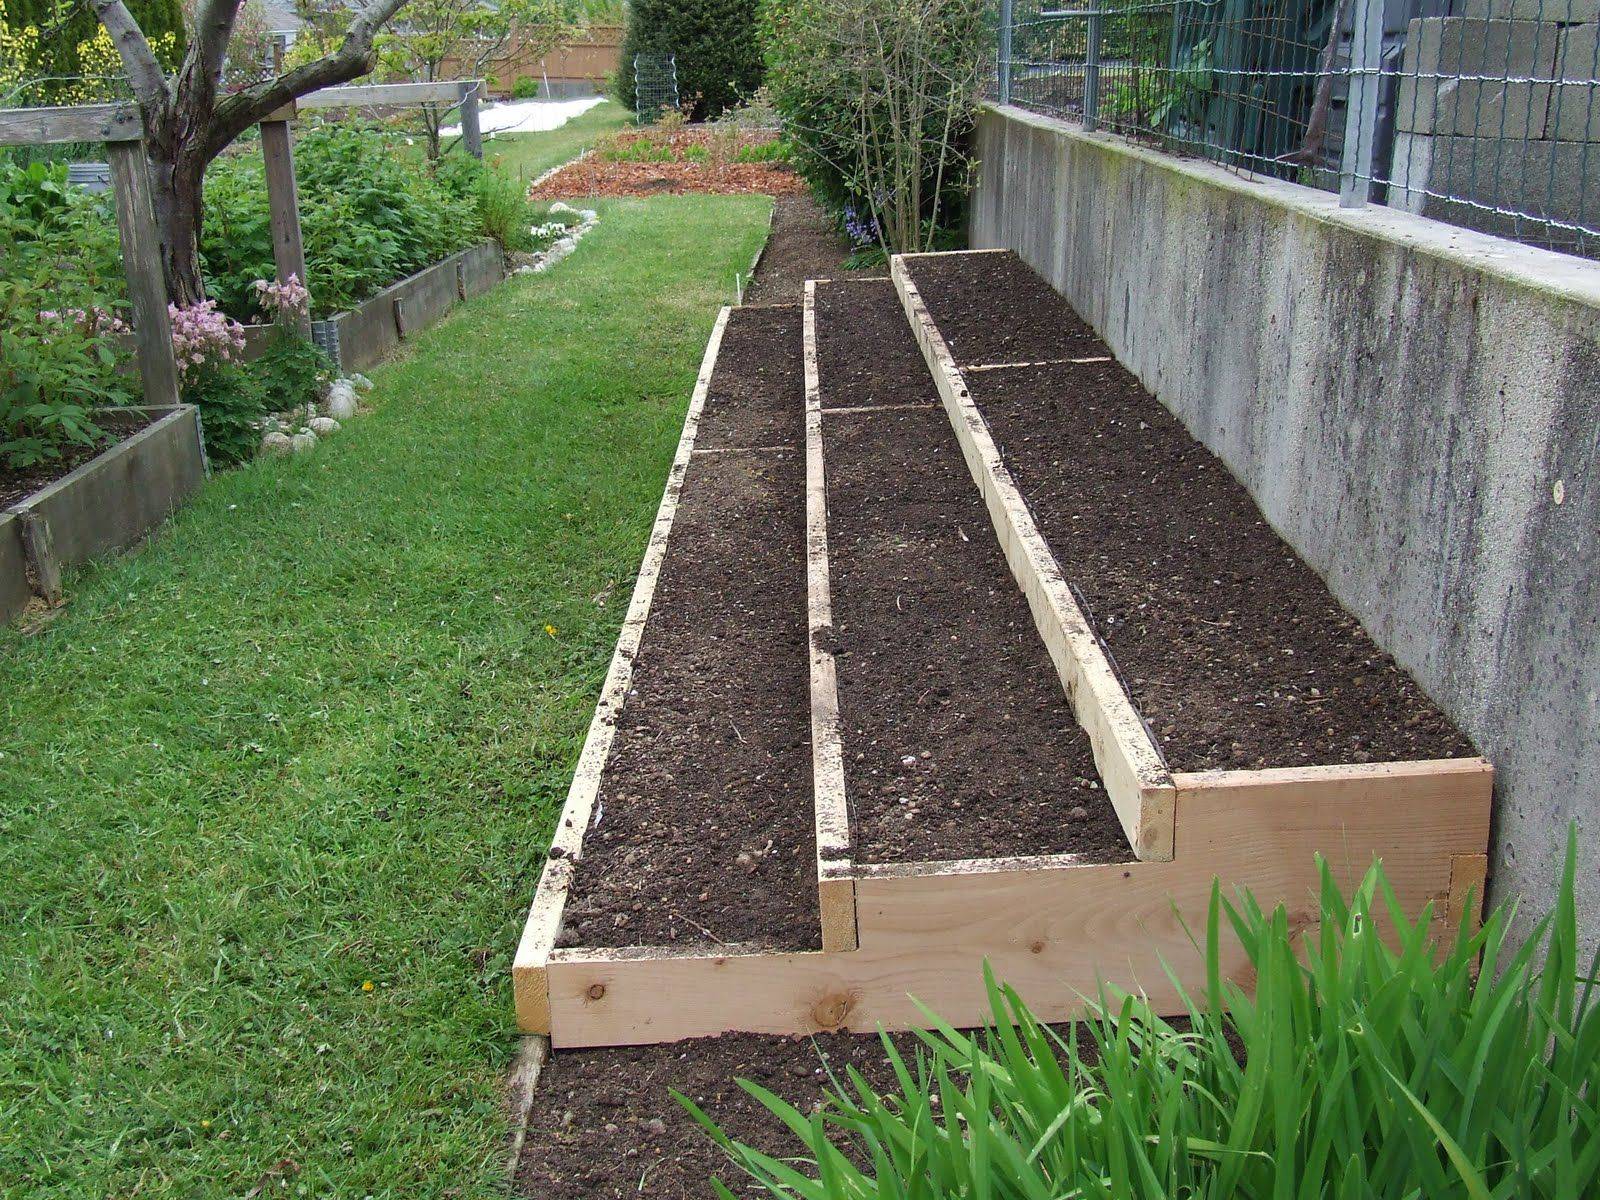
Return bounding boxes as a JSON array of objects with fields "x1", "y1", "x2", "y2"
[
  {"x1": 617, "y1": 0, "x2": 762, "y2": 121},
  {"x1": 373, "y1": 0, "x2": 585, "y2": 158},
  {"x1": 88, "y1": 0, "x2": 416, "y2": 306},
  {"x1": 762, "y1": 0, "x2": 987, "y2": 255}
]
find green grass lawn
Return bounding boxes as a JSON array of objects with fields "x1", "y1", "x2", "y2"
[
  {"x1": 480, "y1": 99, "x2": 633, "y2": 182},
  {"x1": 0, "y1": 192, "x2": 771, "y2": 1198}
]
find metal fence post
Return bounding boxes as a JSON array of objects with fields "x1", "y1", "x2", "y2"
[
  {"x1": 998, "y1": 0, "x2": 1014, "y2": 105},
  {"x1": 1084, "y1": 8, "x2": 1104, "y2": 131},
  {"x1": 1339, "y1": 0, "x2": 1384, "y2": 207}
]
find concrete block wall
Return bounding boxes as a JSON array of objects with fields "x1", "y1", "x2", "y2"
[
  {"x1": 1394, "y1": 3, "x2": 1600, "y2": 248},
  {"x1": 971, "y1": 103, "x2": 1600, "y2": 946}
]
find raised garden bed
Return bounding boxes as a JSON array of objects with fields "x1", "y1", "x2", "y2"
[
  {"x1": 514, "y1": 304, "x2": 823, "y2": 1036},
  {"x1": 514, "y1": 250, "x2": 1493, "y2": 1053},
  {"x1": 1, "y1": 405, "x2": 206, "y2": 625}
]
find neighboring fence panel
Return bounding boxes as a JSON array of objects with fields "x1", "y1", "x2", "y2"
[{"x1": 992, "y1": 0, "x2": 1600, "y2": 258}]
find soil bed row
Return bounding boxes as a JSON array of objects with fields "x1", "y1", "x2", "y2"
[
  {"x1": 814, "y1": 280, "x2": 1130, "y2": 864},
  {"x1": 906, "y1": 252, "x2": 1475, "y2": 772},
  {"x1": 556, "y1": 305, "x2": 819, "y2": 950}
]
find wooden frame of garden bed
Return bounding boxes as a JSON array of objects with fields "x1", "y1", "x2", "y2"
[{"x1": 514, "y1": 270, "x2": 1493, "y2": 1050}]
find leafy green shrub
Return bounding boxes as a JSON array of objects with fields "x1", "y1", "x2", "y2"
[
  {"x1": 512, "y1": 75, "x2": 541, "y2": 99},
  {"x1": 251, "y1": 331, "x2": 332, "y2": 418},
  {"x1": 616, "y1": 0, "x2": 763, "y2": 120},
  {"x1": 688, "y1": 834, "x2": 1600, "y2": 1199},
  {"x1": 202, "y1": 124, "x2": 478, "y2": 319},
  {"x1": 761, "y1": 0, "x2": 987, "y2": 253},
  {"x1": 0, "y1": 163, "x2": 135, "y2": 468},
  {"x1": 732, "y1": 137, "x2": 790, "y2": 163},
  {"x1": 184, "y1": 360, "x2": 264, "y2": 467}
]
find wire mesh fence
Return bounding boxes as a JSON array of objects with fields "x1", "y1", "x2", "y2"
[
  {"x1": 633, "y1": 52, "x2": 680, "y2": 124},
  {"x1": 991, "y1": 0, "x2": 1600, "y2": 259}
]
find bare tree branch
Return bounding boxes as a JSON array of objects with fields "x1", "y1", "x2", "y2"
[
  {"x1": 205, "y1": 0, "x2": 412, "y2": 158},
  {"x1": 89, "y1": 0, "x2": 171, "y2": 113},
  {"x1": 194, "y1": 0, "x2": 244, "y2": 89}
]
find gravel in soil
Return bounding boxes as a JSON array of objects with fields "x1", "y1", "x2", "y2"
[
  {"x1": 742, "y1": 195, "x2": 880, "y2": 307},
  {"x1": 918, "y1": 261, "x2": 1476, "y2": 770},
  {"x1": 815, "y1": 281, "x2": 1130, "y2": 864},
  {"x1": 909, "y1": 252, "x2": 1105, "y2": 367},
  {"x1": 695, "y1": 305, "x2": 804, "y2": 450},
  {"x1": 0, "y1": 411, "x2": 152, "y2": 509},
  {"x1": 557, "y1": 309, "x2": 817, "y2": 950}
]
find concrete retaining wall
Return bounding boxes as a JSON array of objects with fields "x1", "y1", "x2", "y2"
[
  {"x1": 2, "y1": 405, "x2": 206, "y2": 624},
  {"x1": 971, "y1": 103, "x2": 1600, "y2": 943}
]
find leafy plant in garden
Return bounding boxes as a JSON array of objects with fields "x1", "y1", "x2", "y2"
[
  {"x1": 202, "y1": 124, "x2": 478, "y2": 318},
  {"x1": 0, "y1": 163, "x2": 136, "y2": 468},
  {"x1": 616, "y1": 0, "x2": 764, "y2": 119},
  {"x1": 687, "y1": 833, "x2": 1600, "y2": 1199},
  {"x1": 0, "y1": 282, "x2": 133, "y2": 469},
  {"x1": 761, "y1": 0, "x2": 987, "y2": 255}
]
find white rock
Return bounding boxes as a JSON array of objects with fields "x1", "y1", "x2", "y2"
[
  {"x1": 291, "y1": 431, "x2": 318, "y2": 454},
  {"x1": 549, "y1": 200, "x2": 577, "y2": 214},
  {"x1": 260, "y1": 431, "x2": 294, "y2": 457},
  {"x1": 308, "y1": 416, "x2": 341, "y2": 437},
  {"x1": 349, "y1": 373, "x2": 374, "y2": 393},
  {"x1": 325, "y1": 383, "x2": 358, "y2": 421}
]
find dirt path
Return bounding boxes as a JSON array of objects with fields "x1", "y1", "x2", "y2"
[{"x1": 743, "y1": 195, "x2": 881, "y2": 305}]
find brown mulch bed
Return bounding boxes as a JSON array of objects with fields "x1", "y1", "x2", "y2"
[
  {"x1": 530, "y1": 157, "x2": 808, "y2": 200},
  {"x1": 530, "y1": 127, "x2": 808, "y2": 200}
]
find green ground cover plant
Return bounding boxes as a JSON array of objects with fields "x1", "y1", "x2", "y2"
[
  {"x1": 690, "y1": 837, "x2": 1599, "y2": 1199},
  {"x1": 0, "y1": 191, "x2": 771, "y2": 1198}
]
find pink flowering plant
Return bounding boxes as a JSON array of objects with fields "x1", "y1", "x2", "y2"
[
  {"x1": 251, "y1": 274, "x2": 311, "y2": 323},
  {"x1": 168, "y1": 299, "x2": 248, "y2": 385}
]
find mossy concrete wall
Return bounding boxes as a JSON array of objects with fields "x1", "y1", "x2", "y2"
[{"x1": 972, "y1": 103, "x2": 1600, "y2": 942}]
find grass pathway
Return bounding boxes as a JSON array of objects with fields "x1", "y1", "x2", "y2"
[{"x1": 0, "y1": 194, "x2": 771, "y2": 1198}]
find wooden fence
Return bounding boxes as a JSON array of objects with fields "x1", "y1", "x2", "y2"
[{"x1": 447, "y1": 26, "x2": 623, "y2": 98}]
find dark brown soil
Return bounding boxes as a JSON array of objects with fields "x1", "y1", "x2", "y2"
[
  {"x1": 915, "y1": 257, "x2": 1476, "y2": 770},
  {"x1": 516, "y1": 1031, "x2": 896, "y2": 1200},
  {"x1": 557, "y1": 310, "x2": 817, "y2": 950},
  {"x1": 816, "y1": 281, "x2": 1130, "y2": 864},
  {"x1": 910, "y1": 252, "x2": 1103, "y2": 366},
  {"x1": 0, "y1": 411, "x2": 150, "y2": 509},
  {"x1": 742, "y1": 194, "x2": 884, "y2": 307},
  {"x1": 694, "y1": 304, "x2": 803, "y2": 450}
]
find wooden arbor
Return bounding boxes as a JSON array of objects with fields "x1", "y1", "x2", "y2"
[{"x1": 0, "y1": 80, "x2": 485, "y2": 366}]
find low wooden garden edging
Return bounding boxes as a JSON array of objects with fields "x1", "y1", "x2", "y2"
[
  {"x1": 512, "y1": 253, "x2": 1494, "y2": 1050},
  {"x1": 1, "y1": 404, "x2": 206, "y2": 624}
]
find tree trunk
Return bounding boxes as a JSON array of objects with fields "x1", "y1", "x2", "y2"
[{"x1": 145, "y1": 142, "x2": 210, "y2": 309}]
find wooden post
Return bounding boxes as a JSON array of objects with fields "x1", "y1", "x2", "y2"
[
  {"x1": 459, "y1": 81, "x2": 484, "y2": 159},
  {"x1": 260, "y1": 110, "x2": 311, "y2": 334},
  {"x1": 105, "y1": 140, "x2": 181, "y2": 407}
]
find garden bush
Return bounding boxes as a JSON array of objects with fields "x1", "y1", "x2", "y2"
[
  {"x1": 615, "y1": 0, "x2": 763, "y2": 120},
  {"x1": 512, "y1": 75, "x2": 541, "y2": 99},
  {"x1": 688, "y1": 833, "x2": 1600, "y2": 1199},
  {"x1": 761, "y1": 0, "x2": 987, "y2": 254},
  {"x1": 202, "y1": 124, "x2": 479, "y2": 320},
  {"x1": 0, "y1": 162, "x2": 136, "y2": 468}
]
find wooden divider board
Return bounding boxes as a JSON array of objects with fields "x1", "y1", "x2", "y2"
[
  {"x1": 803, "y1": 281, "x2": 860, "y2": 953},
  {"x1": 512, "y1": 307, "x2": 732, "y2": 1034},
  {"x1": 541, "y1": 758, "x2": 1492, "y2": 1046},
  {"x1": 889, "y1": 254, "x2": 1175, "y2": 860}
]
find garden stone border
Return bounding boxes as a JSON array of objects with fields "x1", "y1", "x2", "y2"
[{"x1": 2, "y1": 404, "x2": 207, "y2": 625}]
